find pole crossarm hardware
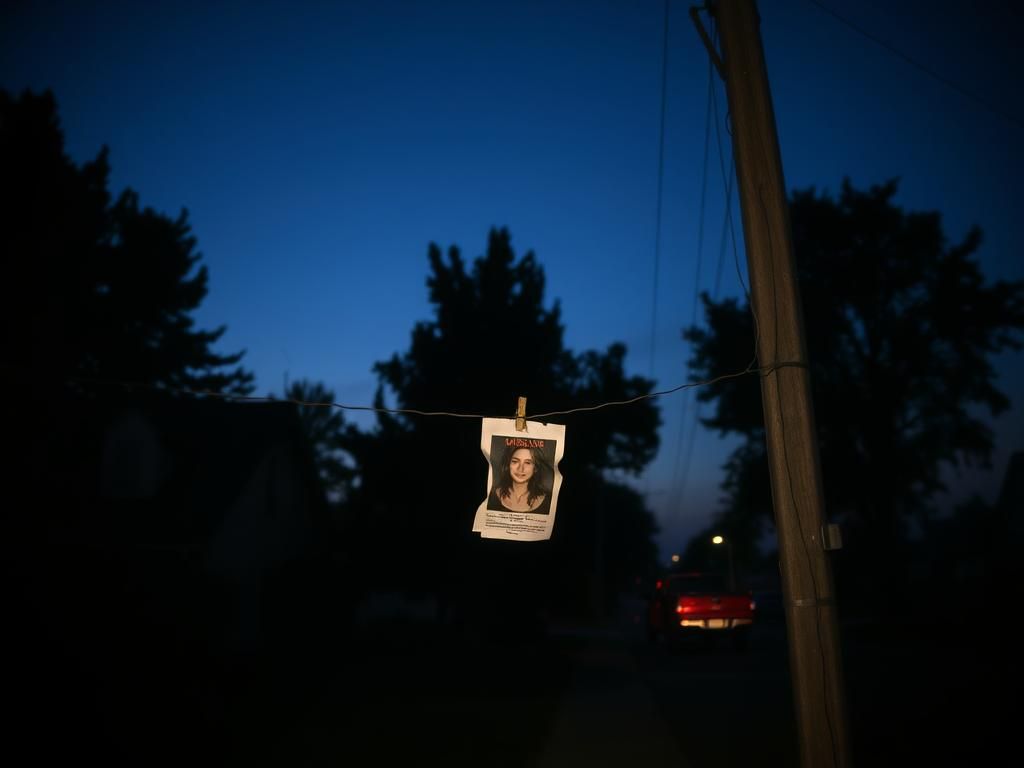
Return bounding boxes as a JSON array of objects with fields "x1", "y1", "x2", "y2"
[{"x1": 706, "y1": 1, "x2": 851, "y2": 766}]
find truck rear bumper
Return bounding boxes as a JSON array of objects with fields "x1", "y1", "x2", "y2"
[{"x1": 678, "y1": 617, "x2": 753, "y2": 629}]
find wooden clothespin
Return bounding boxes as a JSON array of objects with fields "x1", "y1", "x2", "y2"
[{"x1": 515, "y1": 396, "x2": 527, "y2": 431}]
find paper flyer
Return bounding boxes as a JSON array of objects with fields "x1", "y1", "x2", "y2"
[{"x1": 471, "y1": 417, "x2": 566, "y2": 541}]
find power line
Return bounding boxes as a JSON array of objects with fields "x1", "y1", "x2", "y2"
[
  {"x1": 530, "y1": 363, "x2": 800, "y2": 419},
  {"x1": 709, "y1": 58, "x2": 749, "y2": 307},
  {"x1": 648, "y1": 0, "x2": 672, "y2": 379},
  {"x1": 806, "y1": 0, "x2": 1024, "y2": 131},
  {"x1": 5, "y1": 360, "x2": 803, "y2": 423},
  {"x1": 663, "y1": 45, "x2": 712, "y2": 528},
  {"x1": 668, "y1": 15, "x2": 749, "y2": 523}
]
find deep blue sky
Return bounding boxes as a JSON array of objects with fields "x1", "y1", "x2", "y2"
[{"x1": 4, "y1": 0, "x2": 1021, "y2": 559}]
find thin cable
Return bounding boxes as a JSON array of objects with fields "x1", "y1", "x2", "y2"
[
  {"x1": 710, "y1": 31, "x2": 736, "y2": 303},
  {"x1": 669, "y1": 50, "x2": 715, "y2": 504},
  {"x1": 676, "y1": 396, "x2": 702, "y2": 509},
  {"x1": 713, "y1": 156, "x2": 734, "y2": 298},
  {"x1": 674, "y1": 100, "x2": 736, "y2": 519},
  {"x1": 709, "y1": 48, "x2": 761, "y2": 373},
  {"x1": 691, "y1": 55, "x2": 713, "y2": 333},
  {"x1": 710, "y1": 59, "x2": 750, "y2": 304},
  {"x1": 4, "y1": 361, "x2": 803, "y2": 423},
  {"x1": 680, "y1": 120, "x2": 736, "y2": 512},
  {"x1": 806, "y1": 0, "x2": 1023, "y2": 131},
  {"x1": 649, "y1": 0, "x2": 671, "y2": 379},
  {"x1": 757, "y1": 181, "x2": 839, "y2": 764},
  {"x1": 668, "y1": 11, "x2": 752, "y2": 524},
  {"x1": 529, "y1": 366, "x2": 768, "y2": 420}
]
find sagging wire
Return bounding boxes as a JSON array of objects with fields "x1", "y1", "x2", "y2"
[
  {"x1": 648, "y1": 0, "x2": 672, "y2": 380},
  {"x1": 3, "y1": 360, "x2": 804, "y2": 423}
]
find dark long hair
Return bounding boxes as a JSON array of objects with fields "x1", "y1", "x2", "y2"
[{"x1": 494, "y1": 446, "x2": 550, "y2": 506}]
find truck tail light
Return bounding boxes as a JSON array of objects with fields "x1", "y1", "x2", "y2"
[{"x1": 675, "y1": 597, "x2": 695, "y2": 614}]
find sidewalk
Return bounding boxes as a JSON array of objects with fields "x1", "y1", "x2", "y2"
[{"x1": 535, "y1": 627, "x2": 688, "y2": 768}]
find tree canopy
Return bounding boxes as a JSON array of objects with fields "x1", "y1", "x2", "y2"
[
  {"x1": 684, "y1": 179, "x2": 1024, "y2": 594},
  {"x1": 284, "y1": 378, "x2": 352, "y2": 506},
  {"x1": 342, "y1": 228, "x2": 661, "y2": 619},
  {"x1": 0, "y1": 89, "x2": 253, "y2": 395}
]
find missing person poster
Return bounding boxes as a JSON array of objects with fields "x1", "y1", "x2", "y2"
[{"x1": 472, "y1": 417, "x2": 566, "y2": 541}]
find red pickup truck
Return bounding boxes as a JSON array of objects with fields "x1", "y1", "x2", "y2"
[{"x1": 647, "y1": 571, "x2": 756, "y2": 650}]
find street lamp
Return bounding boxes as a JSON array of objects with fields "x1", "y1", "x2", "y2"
[{"x1": 712, "y1": 535, "x2": 736, "y2": 592}]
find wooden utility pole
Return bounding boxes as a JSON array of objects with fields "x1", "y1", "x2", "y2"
[{"x1": 702, "y1": 1, "x2": 851, "y2": 765}]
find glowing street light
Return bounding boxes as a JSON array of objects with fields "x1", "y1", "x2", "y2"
[{"x1": 712, "y1": 535, "x2": 736, "y2": 592}]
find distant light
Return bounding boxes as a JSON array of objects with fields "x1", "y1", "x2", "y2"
[
  {"x1": 671, "y1": 554, "x2": 680, "y2": 563},
  {"x1": 712, "y1": 535, "x2": 724, "y2": 545}
]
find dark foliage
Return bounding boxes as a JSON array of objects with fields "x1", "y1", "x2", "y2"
[
  {"x1": 283, "y1": 378, "x2": 353, "y2": 506},
  {"x1": 342, "y1": 228, "x2": 661, "y2": 619},
  {"x1": 0, "y1": 89, "x2": 253, "y2": 395},
  {"x1": 684, "y1": 179, "x2": 1024, "y2": 601}
]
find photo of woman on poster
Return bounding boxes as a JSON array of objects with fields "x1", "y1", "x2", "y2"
[{"x1": 487, "y1": 443, "x2": 553, "y2": 515}]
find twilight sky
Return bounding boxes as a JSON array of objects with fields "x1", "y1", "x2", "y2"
[{"x1": 3, "y1": 0, "x2": 1021, "y2": 558}]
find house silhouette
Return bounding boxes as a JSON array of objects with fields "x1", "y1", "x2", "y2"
[{"x1": 9, "y1": 390, "x2": 345, "y2": 764}]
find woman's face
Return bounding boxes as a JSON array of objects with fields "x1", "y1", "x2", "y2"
[{"x1": 509, "y1": 448, "x2": 536, "y2": 484}]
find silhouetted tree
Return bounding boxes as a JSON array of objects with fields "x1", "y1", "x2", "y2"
[
  {"x1": 1, "y1": 89, "x2": 253, "y2": 394},
  {"x1": 342, "y1": 228, "x2": 660, "y2": 620},
  {"x1": 2, "y1": 89, "x2": 260, "y2": 758},
  {"x1": 684, "y1": 179, "x2": 1023, "y2": 602},
  {"x1": 284, "y1": 378, "x2": 353, "y2": 505}
]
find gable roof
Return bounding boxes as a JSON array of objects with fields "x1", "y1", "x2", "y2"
[{"x1": 95, "y1": 392, "x2": 326, "y2": 549}]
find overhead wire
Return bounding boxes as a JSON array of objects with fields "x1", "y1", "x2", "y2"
[
  {"x1": 805, "y1": 0, "x2": 1023, "y2": 131},
  {"x1": 2, "y1": 3, "x2": 783, "y2": 436},
  {"x1": 5, "y1": 359, "x2": 803, "y2": 423},
  {"x1": 669, "y1": 11, "x2": 747, "y2": 525},
  {"x1": 667, "y1": 46, "x2": 715, "y2": 512},
  {"x1": 648, "y1": 0, "x2": 672, "y2": 380},
  {"x1": 13, "y1": 6, "x2": 838, "y2": 462},
  {"x1": 712, "y1": 152, "x2": 735, "y2": 299},
  {"x1": 710, "y1": 66, "x2": 749, "y2": 309}
]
